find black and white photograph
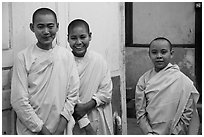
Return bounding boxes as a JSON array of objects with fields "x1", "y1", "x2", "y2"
[{"x1": 2, "y1": 1, "x2": 202, "y2": 135}]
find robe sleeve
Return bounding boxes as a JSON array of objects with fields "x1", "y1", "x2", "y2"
[
  {"x1": 135, "y1": 77, "x2": 154, "y2": 134},
  {"x1": 11, "y1": 54, "x2": 44, "y2": 133},
  {"x1": 78, "y1": 114, "x2": 90, "y2": 128},
  {"x1": 92, "y1": 60, "x2": 112, "y2": 107},
  {"x1": 77, "y1": 100, "x2": 90, "y2": 128},
  {"x1": 171, "y1": 94, "x2": 194, "y2": 135},
  {"x1": 61, "y1": 59, "x2": 80, "y2": 122}
]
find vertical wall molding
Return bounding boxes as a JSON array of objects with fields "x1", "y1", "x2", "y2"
[
  {"x1": 119, "y1": 2, "x2": 127, "y2": 135},
  {"x1": 8, "y1": 2, "x2": 13, "y2": 49}
]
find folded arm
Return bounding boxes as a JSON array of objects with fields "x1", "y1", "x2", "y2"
[
  {"x1": 92, "y1": 63, "x2": 112, "y2": 107},
  {"x1": 55, "y1": 61, "x2": 80, "y2": 134},
  {"x1": 76, "y1": 61, "x2": 112, "y2": 128}
]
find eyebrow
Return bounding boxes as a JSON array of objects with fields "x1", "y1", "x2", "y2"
[{"x1": 37, "y1": 21, "x2": 55, "y2": 24}]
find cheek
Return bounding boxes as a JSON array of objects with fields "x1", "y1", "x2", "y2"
[
  {"x1": 84, "y1": 41, "x2": 89, "y2": 47},
  {"x1": 35, "y1": 33, "x2": 41, "y2": 38},
  {"x1": 68, "y1": 39, "x2": 74, "y2": 44},
  {"x1": 165, "y1": 55, "x2": 171, "y2": 60},
  {"x1": 69, "y1": 42, "x2": 75, "y2": 49},
  {"x1": 149, "y1": 54, "x2": 156, "y2": 60},
  {"x1": 50, "y1": 30, "x2": 57, "y2": 35},
  {"x1": 69, "y1": 44, "x2": 74, "y2": 48}
]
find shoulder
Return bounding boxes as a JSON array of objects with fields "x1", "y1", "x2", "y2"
[
  {"x1": 56, "y1": 46, "x2": 74, "y2": 58},
  {"x1": 89, "y1": 50, "x2": 107, "y2": 64},
  {"x1": 137, "y1": 69, "x2": 153, "y2": 86},
  {"x1": 16, "y1": 45, "x2": 33, "y2": 61},
  {"x1": 56, "y1": 46, "x2": 70, "y2": 54},
  {"x1": 139, "y1": 69, "x2": 152, "y2": 80},
  {"x1": 177, "y1": 70, "x2": 194, "y2": 85}
]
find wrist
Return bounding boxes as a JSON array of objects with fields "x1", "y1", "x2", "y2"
[
  {"x1": 84, "y1": 123, "x2": 92, "y2": 130},
  {"x1": 60, "y1": 115, "x2": 68, "y2": 127},
  {"x1": 85, "y1": 99, "x2": 96, "y2": 112}
]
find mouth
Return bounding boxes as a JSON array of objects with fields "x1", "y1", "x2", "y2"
[
  {"x1": 43, "y1": 36, "x2": 51, "y2": 39},
  {"x1": 155, "y1": 61, "x2": 164, "y2": 65},
  {"x1": 72, "y1": 46, "x2": 87, "y2": 57},
  {"x1": 73, "y1": 45, "x2": 85, "y2": 51},
  {"x1": 42, "y1": 34, "x2": 54, "y2": 39},
  {"x1": 155, "y1": 60, "x2": 164, "y2": 62},
  {"x1": 75, "y1": 46, "x2": 83, "y2": 50}
]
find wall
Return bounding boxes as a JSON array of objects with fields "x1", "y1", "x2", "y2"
[
  {"x1": 2, "y1": 2, "x2": 126, "y2": 134},
  {"x1": 133, "y1": 2, "x2": 195, "y2": 44}
]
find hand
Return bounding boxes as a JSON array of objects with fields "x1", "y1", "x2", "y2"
[
  {"x1": 53, "y1": 115, "x2": 68, "y2": 135},
  {"x1": 84, "y1": 123, "x2": 96, "y2": 135},
  {"x1": 147, "y1": 132, "x2": 158, "y2": 135},
  {"x1": 73, "y1": 100, "x2": 96, "y2": 121},
  {"x1": 147, "y1": 133, "x2": 153, "y2": 135},
  {"x1": 38, "y1": 125, "x2": 52, "y2": 135},
  {"x1": 73, "y1": 103, "x2": 88, "y2": 121}
]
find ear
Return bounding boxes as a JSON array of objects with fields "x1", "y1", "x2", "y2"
[
  {"x1": 30, "y1": 23, "x2": 34, "y2": 32},
  {"x1": 89, "y1": 32, "x2": 92, "y2": 41},
  {"x1": 56, "y1": 23, "x2": 59, "y2": 32},
  {"x1": 67, "y1": 34, "x2": 70, "y2": 42},
  {"x1": 170, "y1": 49, "x2": 174, "y2": 58}
]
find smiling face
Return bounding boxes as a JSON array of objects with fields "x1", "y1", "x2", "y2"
[
  {"x1": 68, "y1": 24, "x2": 91, "y2": 57},
  {"x1": 30, "y1": 13, "x2": 59, "y2": 50},
  {"x1": 149, "y1": 39, "x2": 173, "y2": 72}
]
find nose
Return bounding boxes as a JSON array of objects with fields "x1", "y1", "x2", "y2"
[
  {"x1": 156, "y1": 53, "x2": 162, "y2": 58},
  {"x1": 43, "y1": 27, "x2": 49, "y2": 35},
  {"x1": 76, "y1": 38, "x2": 82, "y2": 45}
]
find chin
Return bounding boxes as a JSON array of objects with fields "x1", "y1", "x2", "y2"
[
  {"x1": 72, "y1": 51, "x2": 86, "y2": 57},
  {"x1": 42, "y1": 41, "x2": 52, "y2": 45}
]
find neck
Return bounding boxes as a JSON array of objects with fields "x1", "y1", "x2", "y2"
[{"x1": 37, "y1": 42, "x2": 52, "y2": 50}]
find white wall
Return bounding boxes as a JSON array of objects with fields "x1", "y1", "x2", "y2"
[{"x1": 133, "y1": 2, "x2": 195, "y2": 44}]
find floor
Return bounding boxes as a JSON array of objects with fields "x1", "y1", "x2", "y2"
[{"x1": 127, "y1": 118, "x2": 143, "y2": 135}]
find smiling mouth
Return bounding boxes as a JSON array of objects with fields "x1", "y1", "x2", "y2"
[
  {"x1": 75, "y1": 49, "x2": 85, "y2": 53},
  {"x1": 43, "y1": 34, "x2": 53, "y2": 38},
  {"x1": 74, "y1": 45, "x2": 85, "y2": 50},
  {"x1": 75, "y1": 47, "x2": 82, "y2": 49},
  {"x1": 42, "y1": 37, "x2": 51, "y2": 40}
]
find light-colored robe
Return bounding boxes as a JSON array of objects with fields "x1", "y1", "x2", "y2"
[
  {"x1": 11, "y1": 44, "x2": 80, "y2": 135},
  {"x1": 135, "y1": 63, "x2": 200, "y2": 135},
  {"x1": 73, "y1": 50, "x2": 113, "y2": 135}
]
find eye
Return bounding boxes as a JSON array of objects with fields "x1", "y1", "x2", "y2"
[
  {"x1": 70, "y1": 36, "x2": 77, "y2": 40},
  {"x1": 151, "y1": 50, "x2": 157, "y2": 54},
  {"x1": 37, "y1": 25, "x2": 44, "y2": 29},
  {"x1": 48, "y1": 25, "x2": 54, "y2": 29},
  {"x1": 161, "y1": 50, "x2": 168, "y2": 54},
  {"x1": 80, "y1": 35, "x2": 87, "y2": 39}
]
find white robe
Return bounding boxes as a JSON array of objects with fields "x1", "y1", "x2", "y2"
[
  {"x1": 11, "y1": 44, "x2": 80, "y2": 134},
  {"x1": 135, "y1": 63, "x2": 200, "y2": 135},
  {"x1": 73, "y1": 50, "x2": 113, "y2": 135}
]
